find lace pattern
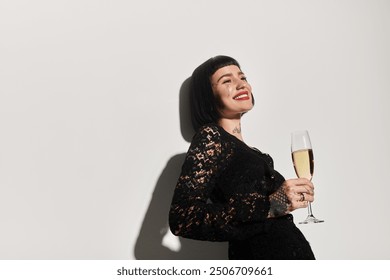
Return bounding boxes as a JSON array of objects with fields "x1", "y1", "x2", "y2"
[{"x1": 169, "y1": 124, "x2": 289, "y2": 242}]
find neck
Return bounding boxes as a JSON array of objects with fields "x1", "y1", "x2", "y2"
[{"x1": 218, "y1": 118, "x2": 244, "y2": 141}]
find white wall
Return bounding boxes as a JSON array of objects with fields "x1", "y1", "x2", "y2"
[{"x1": 0, "y1": 0, "x2": 389, "y2": 259}]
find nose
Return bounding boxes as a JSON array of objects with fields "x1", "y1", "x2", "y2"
[{"x1": 236, "y1": 78, "x2": 246, "y2": 89}]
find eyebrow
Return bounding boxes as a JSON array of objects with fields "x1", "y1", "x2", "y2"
[{"x1": 216, "y1": 71, "x2": 245, "y2": 83}]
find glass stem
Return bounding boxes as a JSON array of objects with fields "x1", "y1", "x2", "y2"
[{"x1": 307, "y1": 202, "x2": 314, "y2": 217}]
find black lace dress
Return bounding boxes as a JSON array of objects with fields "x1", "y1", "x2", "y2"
[{"x1": 169, "y1": 124, "x2": 315, "y2": 260}]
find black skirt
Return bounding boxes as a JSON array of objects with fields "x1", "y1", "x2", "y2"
[{"x1": 228, "y1": 214, "x2": 315, "y2": 260}]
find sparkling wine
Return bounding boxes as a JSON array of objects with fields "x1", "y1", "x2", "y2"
[{"x1": 292, "y1": 149, "x2": 314, "y2": 180}]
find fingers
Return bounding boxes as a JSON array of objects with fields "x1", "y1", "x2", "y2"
[
  {"x1": 293, "y1": 192, "x2": 314, "y2": 203},
  {"x1": 287, "y1": 199, "x2": 308, "y2": 212},
  {"x1": 283, "y1": 178, "x2": 314, "y2": 195},
  {"x1": 283, "y1": 178, "x2": 315, "y2": 211},
  {"x1": 289, "y1": 194, "x2": 314, "y2": 211}
]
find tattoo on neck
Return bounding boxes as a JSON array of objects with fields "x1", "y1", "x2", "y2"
[{"x1": 232, "y1": 124, "x2": 241, "y2": 134}]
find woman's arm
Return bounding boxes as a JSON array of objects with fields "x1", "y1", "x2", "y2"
[
  {"x1": 268, "y1": 178, "x2": 315, "y2": 217},
  {"x1": 169, "y1": 125, "x2": 270, "y2": 242}
]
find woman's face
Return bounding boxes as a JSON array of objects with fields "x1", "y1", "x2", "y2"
[{"x1": 210, "y1": 65, "x2": 253, "y2": 119}]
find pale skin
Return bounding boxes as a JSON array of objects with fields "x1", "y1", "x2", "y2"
[{"x1": 210, "y1": 65, "x2": 314, "y2": 213}]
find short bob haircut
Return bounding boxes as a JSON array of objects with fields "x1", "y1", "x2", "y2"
[{"x1": 189, "y1": 55, "x2": 253, "y2": 131}]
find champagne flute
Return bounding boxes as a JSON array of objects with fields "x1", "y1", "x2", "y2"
[{"x1": 291, "y1": 130, "x2": 324, "y2": 224}]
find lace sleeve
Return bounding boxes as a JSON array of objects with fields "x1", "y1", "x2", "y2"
[
  {"x1": 169, "y1": 125, "x2": 270, "y2": 242},
  {"x1": 268, "y1": 185, "x2": 290, "y2": 218}
]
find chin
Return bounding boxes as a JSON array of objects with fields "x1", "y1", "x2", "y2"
[
  {"x1": 243, "y1": 104, "x2": 254, "y2": 112},
  {"x1": 240, "y1": 108, "x2": 252, "y2": 116}
]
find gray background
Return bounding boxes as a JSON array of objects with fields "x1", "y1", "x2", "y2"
[{"x1": 0, "y1": 0, "x2": 389, "y2": 259}]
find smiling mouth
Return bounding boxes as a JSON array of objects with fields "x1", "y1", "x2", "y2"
[{"x1": 233, "y1": 92, "x2": 250, "y2": 100}]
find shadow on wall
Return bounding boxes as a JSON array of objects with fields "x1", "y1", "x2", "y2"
[{"x1": 134, "y1": 78, "x2": 228, "y2": 260}]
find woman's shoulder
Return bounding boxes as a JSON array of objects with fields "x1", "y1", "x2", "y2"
[
  {"x1": 197, "y1": 123, "x2": 222, "y2": 135},
  {"x1": 191, "y1": 123, "x2": 223, "y2": 144}
]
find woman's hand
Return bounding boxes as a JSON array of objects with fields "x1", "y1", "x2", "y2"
[{"x1": 282, "y1": 178, "x2": 314, "y2": 212}]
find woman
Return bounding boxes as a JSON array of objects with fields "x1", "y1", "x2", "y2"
[{"x1": 169, "y1": 55, "x2": 315, "y2": 259}]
